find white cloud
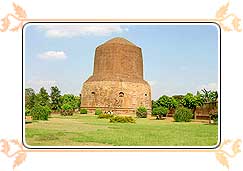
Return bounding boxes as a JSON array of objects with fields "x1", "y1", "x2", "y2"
[
  {"x1": 37, "y1": 25, "x2": 127, "y2": 38},
  {"x1": 197, "y1": 82, "x2": 218, "y2": 91},
  {"x1": 38, "y1": 51, "x2": 67, "y2": 60}
]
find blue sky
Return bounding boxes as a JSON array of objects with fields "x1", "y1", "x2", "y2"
[{"x1": 24, "y1": 24, "x2": 219, "y2": 100}]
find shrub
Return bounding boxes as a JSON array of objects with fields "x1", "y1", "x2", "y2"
[
  {"x1": 61, "y1": 104, "x2": 73, "y2": 116},
  {"x1": 95, "y1": 108, "x2": 102, "y2": 115},
  {"x1": 110, "y1": 116, "x2": 136, "y2": 123},
  {"x1": 25, "y1": 108, "x2": 31, "y2": 116},
  {"x1": 152, "y1": 107, "x2": 169, "y2": 118},
  {"x1": 173, "y1": 107, "x2": 193, "y2": 122},
  {"x1": 30, "y1": 105, "x2": 51, "y2": 120},
  {"x1": 44, "y1": 105, "x2": 52, "y2": 115},
  {"x1": 61, "y1": 103, "x2": 72, "y2": 110},
  {"x1": 60, "y1": 94, "x2": 77, "y2": 110},
  {"x1": 209, "y1": 112, "x2": 218, "y2": 124},
  {"x1": 98, "y1": 113, "x2": 114, "y2": 119},
  {"x1": 80, "y1": 108, "x2": 88, "y2": 114},
  {"x1": 136, "y1": 106, "x2": 147, "y2": 118}
]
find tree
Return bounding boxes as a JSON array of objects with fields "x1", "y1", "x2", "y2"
[
  {"x1": 35, "y1": 87, "x2": 50, "y2": 107},
  {"x1": 25, "y1": 88, "x2": 36, "y2": 109},
  {"x1": 172, "y1": 95, "x2": 184, "y2": 104},
  {"x1": 50, "y1": 86, "x2": 61, "y2": 110},
  {"x1": 157, "y1": 95, "x2": 178, "y2": 110},
  {"x1": 152, "y1": 100, "x2": 159, "y2": 109},
  {"x1": 74, "y1": 96, "x2": 81, "y2": 110},
  {"x1": 201, "y1": 89, "x2": 218, "y2": 102},
  {"x1": 152, "y1": 106, "x2": 169, "y2": 119},
  {"x1": 181, "y1": 93, "x2": 204, "y2": 119},
  {"x1": 209, "y1": 91, "x2": 218, "y2": 102},
  {"x1": 60, "y1": 94, "x2": 77, "y2": 110},
  {"x1": 170, "y1": 97, "x2": 179, "y2": 109}
]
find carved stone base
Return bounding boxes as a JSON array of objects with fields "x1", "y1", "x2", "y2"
[{"x1": 80, "y1": 80, "x2": 151, "y2": 115}]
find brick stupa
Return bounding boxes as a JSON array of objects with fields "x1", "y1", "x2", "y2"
[{"x1": 80, "y1": 37, "x2": 151, "y2": 115}]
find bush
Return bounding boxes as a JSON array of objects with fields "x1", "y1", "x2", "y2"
[
  {"x1": 209, "y1": 112, "x2": 218, "y2": 124},
  {"x1": 95, "y1": 108, "x2": 102, "y2": 115},
  {"x1": 30, "y1": 105, "x2": 51, "y2": 120},
  {"x1": 61, "y1": 104, "x2": 73, "y2": 116},
  {"x1": 173, "y1": 107, "x2": 193, "y2": 122},
  {"x1": 25, "y1": 108, "x2": 31, "y2": 116},
  {"x1": 80, "y1": 108, "x2": 88, "y2": 114},
  {"x1": 45, "y1": 106, "x2": 52, "y2": 114},
  {"x1": 98, "y1": 113, "x2": 114, "y2": 119},
  {"x1": 136, "y1": 106, "x2": 147, "y2": 118},
  {"x1": 61, "y1": 103, "x2": 72, "y2": 110},
  {"x1": 110, "y1": 116, "x2": 136, "y2": 123},
  {"x1": 152, "y1": 107, "x2": 169, "y2": 117}
]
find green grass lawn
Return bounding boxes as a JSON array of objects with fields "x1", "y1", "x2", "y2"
[{"x1": 25, "y1": 114, "x2": 218, "y2": 146}]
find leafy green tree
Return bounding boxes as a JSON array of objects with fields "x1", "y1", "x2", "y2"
[
  {"x1": 60, "y1": 94, "x2": 77, "y2": 110},
  {"x1": 152, "y1": 100, "x2": 159, "y2": 109},
  {"x1": 172, "y1": 95, "x2": 184, "y2": 101},
  {"x1": 152, "y1": 107, "x2": 169, "y2": 119},
  {"x1": 157, "y1": 95, "x2": 178, "y2": 110},
  {"x1": 25, "y1": 88, "x2": 36, "y2": 109},
  {"x1": 35, "y1": 87, "x2": 50, "y2": 107},
  {"x1": 181, "y1": 93, "x2": 204, "y2": 118},
  {"x1": 170, "y1": 97, "x2": 179, "y2": 109},
  {"x1": 209, "y1": 91, "x2": 218, "y2": 102},
  {"x1": 50, "y1": 86, "x2": 61, "y2": 110},
  {"x1": 201, "y1": 89, "x2": 218, "y2": 102},
  {"x1": 172, "y1": 95, "x2": 184, "y2": 106},
  {"x1": 74, "y1": 96, "x2": 81, "y2": 110},
  {"x1": 157, "y1": 95, "x2": 169, "y2": 107}
]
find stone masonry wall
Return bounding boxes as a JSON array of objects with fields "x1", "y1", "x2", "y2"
[{"x1": 81, "y1": 81, "x2": 151, "y2": 115}]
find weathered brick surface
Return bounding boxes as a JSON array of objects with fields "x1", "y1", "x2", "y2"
[{"x1": 80, "y1": 37, "x2": 151, "y2": 115}]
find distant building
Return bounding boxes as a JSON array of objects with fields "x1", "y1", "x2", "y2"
[{"x1": 80, "y1": 37, "x2": 151, "y2": 115}]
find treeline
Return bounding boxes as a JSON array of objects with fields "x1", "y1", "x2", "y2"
[
  {"x1": 25, "y1": 86, "x2": 218, "y2": 122},
  {"x1": 152, "y1": 89, "x2": 218, "y2": 119},
  {"x1": 25, "y1": 86, "x2": 80, "y2": 119}
]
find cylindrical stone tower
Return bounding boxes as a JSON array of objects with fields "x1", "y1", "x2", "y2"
[{"x1": 81, "y1": 37, "x2": 151, "y2": 115}]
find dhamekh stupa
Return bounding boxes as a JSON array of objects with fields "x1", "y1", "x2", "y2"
[{"x1": 80, "y1": 37, "x2": 151, "y2": 115}]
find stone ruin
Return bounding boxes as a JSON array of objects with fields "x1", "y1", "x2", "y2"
[{"x1": 80, "y1": 37, "x2": 151, "y2": 115}]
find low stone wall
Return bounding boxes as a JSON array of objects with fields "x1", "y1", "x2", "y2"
[
  {"x1": 167, "y1": 102, "x2": 218, "y2": 119},
  {"x1": 195, "y1": 101, "x2": 218, "y2": 119}
]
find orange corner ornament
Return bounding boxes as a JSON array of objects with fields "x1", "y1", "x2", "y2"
[
  {"x1": 0, "y1": 139, "x2": 27, "y2": 170},
  {"x1": 0, "y1": 3, "x2": 27, "y2": 32},
  {"x1": 215, "y1": 2, "x2": 242, "y2": 32},
  {"x1": 215, "y1": 139, "x2": 242, "y2": 170}
]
